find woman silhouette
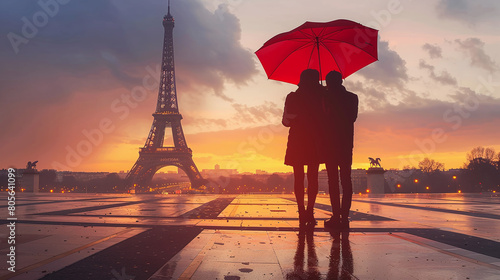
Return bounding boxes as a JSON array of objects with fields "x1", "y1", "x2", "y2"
[{"x1": 282, "y1": 69, "x2": 326, "y2": 227}]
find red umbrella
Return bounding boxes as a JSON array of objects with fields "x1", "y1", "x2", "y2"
[{"x1": 255, "y1": 19, "x2": 378, "y2": 85}]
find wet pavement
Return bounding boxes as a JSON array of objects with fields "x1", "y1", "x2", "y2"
[{"x1": 1, "y1": 193, "x2": 499, "y2": 279}]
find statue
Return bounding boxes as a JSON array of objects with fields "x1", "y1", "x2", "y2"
[
  {"x1": 368, "y1": 157, "x2": 381, "y2": 168},
  {"x1": 26, "y1": 160, "x2": 38, "y2": 170}
]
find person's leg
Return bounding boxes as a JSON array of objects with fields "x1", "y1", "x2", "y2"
[
  {"x1": 304, "y1": 164, "x2": 319, "y2": 226},
  {"x1": 326, "y1": 161, "x2": 341, "y2": 222},
  {"x1": 306, "y1": 163, "x2": 319, "y2": 214},
  {"x1": 293, "y1": 165, "x2": 306, "y2": 224},
  {"x1": 339, "y1": 159, "x2": 353, "y2": 225}
]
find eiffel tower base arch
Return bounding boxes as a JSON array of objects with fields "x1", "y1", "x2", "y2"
[{"x1": 127, "y1": 150, "x2": 207, "y2": 193}]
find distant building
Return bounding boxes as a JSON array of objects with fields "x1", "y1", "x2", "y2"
[
  {"x1": 351, "y1": 169, "x2": 367, "y2": 193},
  {"x1": 318, "y1": 168, "x2": 367, "y2": 194},
  {"x1": 56, "y1": 171, "x2": 109, "y2": 182},
  {"x1": 201, "y1": 164, "x2": 238, "y2": 178},
  {"x1": 153, "y1": 171, "x2": 184, "y2": 180},
  {"x1": 118, "y1": 170, "x2": 127, "y2": 179}
]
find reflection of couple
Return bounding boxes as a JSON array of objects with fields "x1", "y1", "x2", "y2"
[
  {"x1": 282, "y1": 69, "x2": 358, "y2": 230},
  {"x1": 286, "y1": 230, "x2": 353, "y2": 279}
]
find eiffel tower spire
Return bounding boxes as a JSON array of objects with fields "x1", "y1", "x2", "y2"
[
  {"x1": 167, "y1": 0, "x2": 172, "y2": 18},
  {"x1": 126, "y1": 1, "x2": 205, "y2": 192},
  {"x1": 156, "y1": 0, "x2": 176, "y2": 113}
]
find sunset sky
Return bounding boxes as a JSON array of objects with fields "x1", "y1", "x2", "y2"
[{"x1": 1, "y1": 0, "x2": 500, "y2": 174}]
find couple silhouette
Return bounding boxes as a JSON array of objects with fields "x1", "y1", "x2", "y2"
[{"x1": 282, "y1": 69, "x2": 358, "y2": 230}]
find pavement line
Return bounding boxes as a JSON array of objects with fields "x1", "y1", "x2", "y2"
[
  {"x1": 0, "y1": 196, "x2": 124, "y2": 208},
  {"x1": 178, "y1": 233, "x2": 216, "y2": 279},
  {"x1": 391, "y1": 232, "x2": 500, "y2": 271},
  {"x1": 1, "y1": 227, "x2": 136, "y2": 279},
  {"x1": 33, "y1": 197, "x2": 166, "y2": 216},
  {"x1": 229, "y1": 203, "x2": 239, "y2": 217},
  {"x1": 352, "y1": 199, "x2": 500, "y2": 220}
]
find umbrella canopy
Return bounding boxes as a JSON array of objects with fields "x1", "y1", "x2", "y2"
[{"x1": 255, "y1": 19, "x2": 378, "y2": 85}]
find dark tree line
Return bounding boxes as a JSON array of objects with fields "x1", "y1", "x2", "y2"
[
  {"x1": 395, "y1": 168, "x2": 460, "y2": 193},
  {"x1": 208, "y1": 174, "x2": 294, "y2": 194},
  {"x1": 395, "y1": 147, "x2": 499, "y2": 193},
  {"x1": 35, "y1": 170, "x2": 127, "y2": 193}
]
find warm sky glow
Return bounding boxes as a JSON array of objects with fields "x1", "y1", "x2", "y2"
[{"x1": 1, "y1": 0, "x2": 500, "y2": 173}]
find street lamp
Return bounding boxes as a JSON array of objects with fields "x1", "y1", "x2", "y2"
[{"x1": 452, "y1": 175, "x2": 458, "y2": 192}]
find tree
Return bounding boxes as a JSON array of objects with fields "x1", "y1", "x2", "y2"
[
  {"x1": 418, "y1": 158, "x2": 444, "y2": 173},
  {"x1": 402, "y1": 165, "x2": 416, "y2": 170},
  {"x1": 496, "y1": 152, "x2": 500, "y2": 170},
  {"x1": 466, "y1": 146, "x2": 496, "y2": 164},
  {"x1": 104, "y1": 173, "x2": 125, "y2": 193},
  {"x1": 464, "y1": 146, "x2": 498, "y2": 192},
  {"x1": 266, "y1": 174, "x2": 285, "y2": 192}
]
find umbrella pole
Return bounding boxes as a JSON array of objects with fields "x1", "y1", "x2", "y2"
[{"x1": 316, "y1": 37, "x2": 323, "y2": 86}]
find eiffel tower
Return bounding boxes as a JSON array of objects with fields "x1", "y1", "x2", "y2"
[{"x1": 127, "y1": 1, "x2": 205, "y2": 192}]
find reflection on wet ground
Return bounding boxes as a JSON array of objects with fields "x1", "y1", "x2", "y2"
[
  {"x1": 0, "y1": 193, "x2": 499, "y2": 279},
  {"x1": 285, "y1": 230, "x2": 352, "y2": 280}
]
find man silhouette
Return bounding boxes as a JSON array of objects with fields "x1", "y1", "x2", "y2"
[{"x1": 323, "y1": 71, "x2": 358, "y2": 230}]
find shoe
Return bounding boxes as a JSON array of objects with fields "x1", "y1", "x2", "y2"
[
  {"x1": 324, "y1": 217, "x2": 341, "y2": 229},
  {"x1": 305, "y1": 209, "x2": 317, "y2": 227}
]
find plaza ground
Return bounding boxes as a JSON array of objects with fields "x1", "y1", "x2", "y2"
[{"x1": 1, "y1": 193, "x2": 499, "y2": 279}]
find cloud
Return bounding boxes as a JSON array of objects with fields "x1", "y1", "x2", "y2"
[
  {"x1": 344, "y1": 81, "x2": 389, "y2": 112},
  {"x1": 343, "y1": 40, "x2": 414, "y2": 112},
  {"x1": 182, "y1": 100, "x2": 283, "y2": 132},
  {"x1": 419, "y1": 60, "x2": 434, "y2": 72},
  {"x1": 183, "y1": 115, "x2": 228, "y2": 130},
  {"x1": 356, "y1": 89, "x2": 500, "y2": 168},
  {"x1": 422, "y1": 43, "x2": 442, "y2": 59},
  {"x1": 0, "y1": 0, "x2": 257, "y2": 169},
  {"x1": 172, "y1": 2, "x2": 258, "y2": 101},
  {"x1": 419, "y1": 60, "x2": 457, "y2": 86},
  {"x1": 436, "y1": 0, "x2": 498, "y2": 26},
  {"x1": 455, "y1": 38, "x2": 498, "y2": 72},
  {"x1": 232, "y1": 101, "x2": 282, "y2": 124},
  {"x1": 360, "y1": 87, "x2": 500, "y2": 132},
  {"x1": 0, "y1": 0, "x2": 257, "y2": 103},
  {"x1": 356, "y1": 40, "x2": 408, "y2": 88}
]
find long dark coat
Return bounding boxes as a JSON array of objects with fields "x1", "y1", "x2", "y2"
[
  {"x1": 282, "y1": 85, "x2": 326, "y2": 166},
  {"x1": 324, "y1": 85, "x2": 358, "y2": 162}
]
